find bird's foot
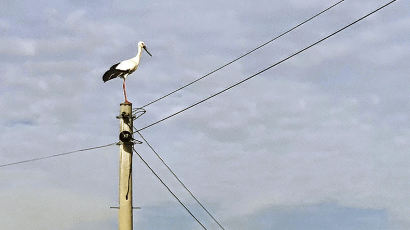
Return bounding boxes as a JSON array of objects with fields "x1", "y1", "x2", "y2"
[{"x1": 124, "y1": 100, "x2": 132, "y2": 104}]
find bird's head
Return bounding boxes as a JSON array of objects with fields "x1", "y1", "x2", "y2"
[{"x1": 138, "y1": 41, "x2": 152, "y2": 57}]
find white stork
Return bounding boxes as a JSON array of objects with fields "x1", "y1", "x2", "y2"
[{"x1": 103, "y1": 41, "x2": 152, "y2": 103}]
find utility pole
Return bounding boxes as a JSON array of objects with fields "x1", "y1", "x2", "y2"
[{"x1": 118, "y1": 102, "x2": 134, "y2": 230}]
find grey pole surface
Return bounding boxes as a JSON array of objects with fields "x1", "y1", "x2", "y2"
[{"x1": 118, "y1": 102, "x2": 133, "y2": 230}]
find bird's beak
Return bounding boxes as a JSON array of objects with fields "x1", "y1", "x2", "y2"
[{"x1": 143, "y1": 46, "x2": 152, "y2": 57}]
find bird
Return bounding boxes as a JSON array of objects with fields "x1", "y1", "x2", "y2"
[{"x1": 103, "y1": 41, "x2": 152, "y2": 104}]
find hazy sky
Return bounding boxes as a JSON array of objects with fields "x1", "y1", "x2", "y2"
[{"x1": 1, "y1": 0, "x2": 409, "y2": 229}]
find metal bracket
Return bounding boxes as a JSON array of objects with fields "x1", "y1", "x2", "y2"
[
  {"x1": 116, "y1": 141, "x2": 134, "y2": 146},
  {"x1": 116, "y1": 140, "x2": 143, "y2": 146},
  {"x1": 133, "y1": 139, "x2": 143, "y2": 145},
  {"x1": 132, "y1": 108, "x2": 147, "y2": 120},
  {"x1": 114, "y1": 107, "x2": 146, "y2": 146},
  {"x1": 116, "y1": 112, "x2": 135, "y2": 120}
]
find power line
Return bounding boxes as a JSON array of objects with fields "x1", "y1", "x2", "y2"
[
  {"x1": 132, "y1": 147, "x2": 208, "y2": 230},
  {"x1": 140, "y1": 0, "x2": 346, "y2": 108},
  {"x1": 0, "y1": 142, "x2": 117, "y2": 168},
  {"x1": 136, "y1": 130, "x2": 226, "y2": 230},
  {"x1": 135, "y1": 0, "x2": 397, "y2": 133}
]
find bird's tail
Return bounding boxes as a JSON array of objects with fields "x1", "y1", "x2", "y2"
[
  {"x1": 103, "y1": 69, "x2": 122, "y2": 82},
  {"x1": 103, "y1": 62, "x2": 129, "y2": 82}
]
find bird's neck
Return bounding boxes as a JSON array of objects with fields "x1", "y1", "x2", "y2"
[{"x1": 130, "y1": 46, "x2": 143, "y2": 64}]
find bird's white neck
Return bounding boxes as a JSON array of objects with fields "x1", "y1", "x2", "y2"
[{"x1": 130, "y1": 45, "x2": 143, "y2": 64}]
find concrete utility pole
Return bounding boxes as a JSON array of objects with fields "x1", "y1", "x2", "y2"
[{"x1": 118, "y1": 102, "x2": 134, "y2": 230}]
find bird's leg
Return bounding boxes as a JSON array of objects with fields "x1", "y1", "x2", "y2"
[{"x1": 123, "y1": 78, "x2": 130, "y2": 104}]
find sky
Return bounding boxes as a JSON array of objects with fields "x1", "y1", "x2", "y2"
[{"x1": 0, "y1": 0, "x2": 409, "y2": 229}]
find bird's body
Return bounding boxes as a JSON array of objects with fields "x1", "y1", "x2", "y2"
[{"x1": 103, "y1": 41, "x2": 152, "y2": 103}]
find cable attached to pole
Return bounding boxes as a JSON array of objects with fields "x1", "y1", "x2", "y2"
[
  {"x1": 139, "y1": 0, "x2": 346, "y2": 108},
  {"x1": 134, "y1": 0, "x2": 397, "y2": 133},
  {"x1": 0, "y1": 142, "x2": 117, "y2": 168},
  {"x1": 132, "y1": 147, "x2": 208, "y2": 230},
  {"x1": 136, "y1": 130, "x2": 226, "y2": 229}
]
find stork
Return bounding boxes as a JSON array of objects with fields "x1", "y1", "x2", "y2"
[{"x1": 103, "y1": 41, "x2": 152, "y2": 103}]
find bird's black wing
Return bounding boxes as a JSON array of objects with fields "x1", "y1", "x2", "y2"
[{"x1": 102, "y1": 63, "x2": 127, "y2": 82}]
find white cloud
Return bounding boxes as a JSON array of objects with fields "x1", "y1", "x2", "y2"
[
  {"x1": 0, "y1": 37, "x2": 36, "y2": 57},
  {"x1": 1, "y1": 0, "x2": 409, "y2": 229},
  {"x1": 0, "y1": 188, "x2": 114, "y2": 230}
]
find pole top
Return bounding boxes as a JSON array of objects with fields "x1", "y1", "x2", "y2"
[
  {"x1": 120, "y1": 102, "x2": 132, "y2": 106},
  {"x1": 120, "y1": 102, "x2": 133, "y2": 115}
]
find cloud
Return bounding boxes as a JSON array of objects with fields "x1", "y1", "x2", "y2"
[
  {"x1": 0, "y1": 0, "x2": 409, "y2": 229},
  {"x1": 227, "y1": 203, "x2": 388, "y2": 230},
  {"x1": 0, "y1": 37, "x2": 36, "y2": 57},
  {"x1": 0, "y1": 187, "x2": 115, "y2": 230}
]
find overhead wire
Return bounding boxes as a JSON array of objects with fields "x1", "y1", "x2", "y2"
[
  {"x1": 134, "y1": 0, "x2": 397, "y2": 133},
  {"x1": 0, "y1": 142, "x2": 117, "y2": 168},
  {"x1": 140, "y1": 0, "x2": 346, "y2": 108},
  {"x1": 132, "y1": 147, "x2": 208, "y2": 230},
  {"x1": 136, "y1": 130, "x2": 226, "y2": 230}
]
